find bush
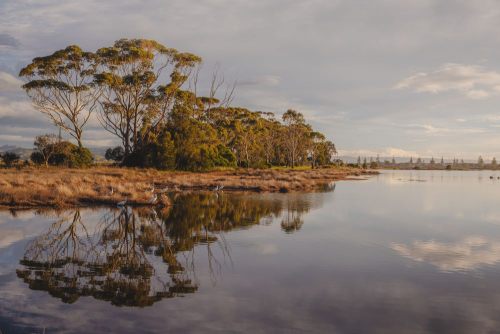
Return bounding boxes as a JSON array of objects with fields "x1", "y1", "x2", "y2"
[
  {"x1": 68, "y1": 147, "x2": 93, "y2": 168},
  {"x1": 105, "y1": 146, "x2": 125, "y2": 163},
  {"x1": 32, "y1": 140, "x2": 92, "y2": 168},
  {"x1": 251, "y1": 161, "x2": 271, "y2": 169},
  {"x1": 123, "y1": 132, "x2": 176, "y2": 170},
  {"x1": 30, "y1": 151, "x2": 45, "y2": 165},
  {"x1": 211, "y1": 145, "x2": 237, "y2": 167},
  {"x1": 1, "y1": 152, "x2": 20, "y2": 166}
]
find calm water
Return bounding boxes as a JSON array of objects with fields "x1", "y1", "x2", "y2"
[{"x1": 1, "y1": 170, "x2": 500, "y2": 333}]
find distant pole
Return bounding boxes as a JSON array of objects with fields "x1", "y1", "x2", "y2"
[{"x1": 58, "y1": 127, "x2": 62, "y2": 143}]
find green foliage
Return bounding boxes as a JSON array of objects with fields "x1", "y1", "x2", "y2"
[
  {"x1": 30, "y1": 139, "x2": 92, "y2": 168},
  {"x1": 30, "y1": 151, "x2": 45, "y2": 165},
  {"x1": 1, "y1": 152, "x2": 20, "y2": 166},
  {"x1": 105, "y1": 146, "x2": 125, "y2": 163},
  {"x1": 123, "y1": 132, "x2": 176, "y2": 170},
  {"x1": 211, "y1": 144, "x2": 237, "y2": 167},
  {"x1": 68, "y1": 147, "x2": 93, "y2": 168}
]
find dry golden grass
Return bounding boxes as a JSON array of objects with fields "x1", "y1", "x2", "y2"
[{"x1": 0, "y1": 166, "x2": 376, "y2": 208}]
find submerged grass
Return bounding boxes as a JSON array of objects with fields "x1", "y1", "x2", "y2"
[{"x1": 0, "y1": 166, "x2": 376, "y2": 208}]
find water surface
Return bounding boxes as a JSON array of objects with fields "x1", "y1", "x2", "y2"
[{"x1": 1, "y1": 170, "x2": 500, "y2": 333}]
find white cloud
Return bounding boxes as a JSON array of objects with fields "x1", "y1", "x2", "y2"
[
  {"x1": 392, "y1": 236, "x2": 500, "y2": 272},
  {"x1": 239, "y1": 75, "x2": 281, "y2": 87},
  {"x1": 456, "y1": 118, "x2": 466, "y2": 122},
  {"x1": 0, "y1": 72, "x2": 24, "y2": 92},
  {"x1": 395, "y1": 63, "x2": 500, "y2": 99},
  {"x1": 407, "y1": 123, "x2": 486, "y2": 136}
]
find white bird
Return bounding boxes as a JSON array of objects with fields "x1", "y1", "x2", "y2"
[
  {"x1": 161, "y1": 186, "x2": 168, "y2": 192},
  {"x1": 117, "y1": 199, "x2": 127, "y2": 206},
  {"x1": 213, "y1": 185, "x2": 219, "y2": 192},
  {"x1": 108, "y1": 187, "x2": 114, "y2": 196},
  {"x1": 219, "y1": 184, "x2": 224, "y2": 191},
  {"x1": 148, "y1": 194, "x2": 157, "y2": 204},
  {"x1": 149, "y1": 185, "x2": 155, "y2": 193}
]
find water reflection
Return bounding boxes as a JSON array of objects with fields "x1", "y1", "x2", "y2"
[
  {"x1": 392, "y1": 236, "x2": 500, "y2": 272},
  {"x1": 15, "y1": 190, "x2": 327, "y2": 307}
]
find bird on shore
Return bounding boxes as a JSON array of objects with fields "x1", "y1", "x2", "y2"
[
  {"x1": 213, "y1": 185, "x2": 219, "y2": 192},
  {"x1": 108, "y1": 187, "x2": 114, "y2": 196},
  {"x1": 117, "y1": 199, "x2": 127, "y2": 206},
  {"x1": 149, "y1": 184, "x2": 155, "y2": 193},
  {"x1": 219, "y1": 184, "x2": 224, "y2": 191},
  {"x1": 161, "y1": 186, "x2": 168, "y2": 192},
  {"x1": 148, "y1": 194, "x2": 157, "y2": 204}
]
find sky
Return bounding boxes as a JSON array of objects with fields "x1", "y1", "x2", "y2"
[{"x1": 1, "y1": 0, "x2": 500, "y2": 160}]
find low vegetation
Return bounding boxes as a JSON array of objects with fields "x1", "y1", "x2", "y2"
[{"x1": 0, "y1": 167, "x2": 376, "y2": 208}]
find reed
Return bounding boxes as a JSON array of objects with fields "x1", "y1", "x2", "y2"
[{"x1": 0, "y1": 166, "x2": 376, "y2": 208}]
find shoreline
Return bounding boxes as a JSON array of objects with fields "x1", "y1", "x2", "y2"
[{"x1": 0, "y1": 167, "x2": 378, "y2": 209}]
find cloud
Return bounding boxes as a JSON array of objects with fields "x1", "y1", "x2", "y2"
[
  {"x1": 392, "y1": 236, "x2": 500, "y2": 272},
  {"x1": 239, "y1": 75, "x2": 281, "y2": 87},
  {"x1": 407, "y1": 123, "x2": 486, "y2": 136},
  {"x1": 338, "y1": 147, "x2": 420, "y2": 158},
  {"x1": 395, "y1": 63, "x2": 500, "y2": 99},
  {"x1": 0, "y1": 33, "x2": 20, "y2": 47},
  {"x1": 0, "y1": 72, "x2": 24, "y2": 92},
  {"x1": 456, "y1": 118, "x2": 466, "y2": 122}
]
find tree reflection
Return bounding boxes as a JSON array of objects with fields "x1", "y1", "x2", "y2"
[{"x1": 16, "y1": 189, "x2": 332, "y2": 307}]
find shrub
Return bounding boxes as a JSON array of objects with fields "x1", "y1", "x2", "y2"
[
  {"x1": 1, "y1": 152, "x2": 20, "y2": 166},
  {"x1": 105, "y1": 146, "x2": 125, "y2": 163},
  {"x1": 210, "y1": 145, "x2": 237, "y2": 168},
  {"x1": 123, "y1": 132, "x2": 176, "y2": 170},
  {"x1": 68, "y1": 147, "x2": 93, "y2": 168},
  {"x1": 251, "y1": 161, "x2": 271, "y2": 169}
]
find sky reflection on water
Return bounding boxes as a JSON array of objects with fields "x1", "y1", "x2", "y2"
[{"x1": 1, "y1": 171, "x2": 500, "y2": 333}]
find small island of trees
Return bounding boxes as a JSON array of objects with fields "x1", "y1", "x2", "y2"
[{"x1": 16, "y1": 39, "x2": 337, "y2": 171}]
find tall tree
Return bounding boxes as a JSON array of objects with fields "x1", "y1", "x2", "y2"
[
  {"x1": 19, "y1": 46, "x2": 99, "y2": 147},
  {"x1": 282, "y1": 109, "x2": 307, "y2": 168},
  {"x1": 94, "y1": 39, "x2": 201, "y2": 157},
  {"x1": 308, "y1": 131, "x2": 326, "y2": 169}
]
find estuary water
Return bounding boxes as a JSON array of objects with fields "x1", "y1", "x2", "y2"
[{"x1": 1, "y1": 170, "x2": 500, "y2": 333}]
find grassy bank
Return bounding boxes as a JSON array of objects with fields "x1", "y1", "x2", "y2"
[{"x1": 0, "y1": 167, "x2": 377, "y2": 208}]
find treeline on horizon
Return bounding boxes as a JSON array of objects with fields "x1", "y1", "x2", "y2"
[{"x1": 13, "y1": 38, "x2": 337, "y2": 171}]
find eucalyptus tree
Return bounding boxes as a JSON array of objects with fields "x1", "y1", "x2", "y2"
[
  {"x1": 33, "y1": 133, "x2": 60, "y2": 168},
  {"x1": 19, "y1": 46, "x2": 99, "y2": 147},
  {"x1": 282, "y1": 109, "x2": 307, "y2": 168},
  {"x1": 94, "y1": 39, "x2": 201, "y2": 157},
  {"x1": 232, "y1": 114, "x2": 261, "y2": 168},
  {"x1": 308, "y1": 131, "x2": 326, "y2": 168},
  {"x1": 259, "y1": 112, "x2": 280, "y2": 165}
]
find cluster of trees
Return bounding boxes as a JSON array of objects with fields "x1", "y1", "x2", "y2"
[
  {"x1": 29, "y1": 134, "x2": 93, "y2": 168},
  {"x1": 20, "y1": 39, "x2": 336, "y2": 170},
  {"x1": 0, "y1": 152, "x2": 21, "y2": 166},
  {"x1": 350, "y1": 155, "x2": 500, "y2": 170}
]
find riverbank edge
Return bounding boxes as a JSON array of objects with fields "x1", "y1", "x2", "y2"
[{"x1": 0, "y1": 168, "x2": 378, "y2": 209}]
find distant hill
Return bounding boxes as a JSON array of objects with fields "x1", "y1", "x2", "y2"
[
  {"x1": 0, "y1": 145, "x2": 33, "y2": 160},
  {"x1": 0, "y1": 145, "x2": 24, "y2": 152}
]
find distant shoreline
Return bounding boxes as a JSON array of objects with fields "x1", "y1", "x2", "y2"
[{"x1": 0, "y1": 167, "x2": 378, "y2": 209}]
